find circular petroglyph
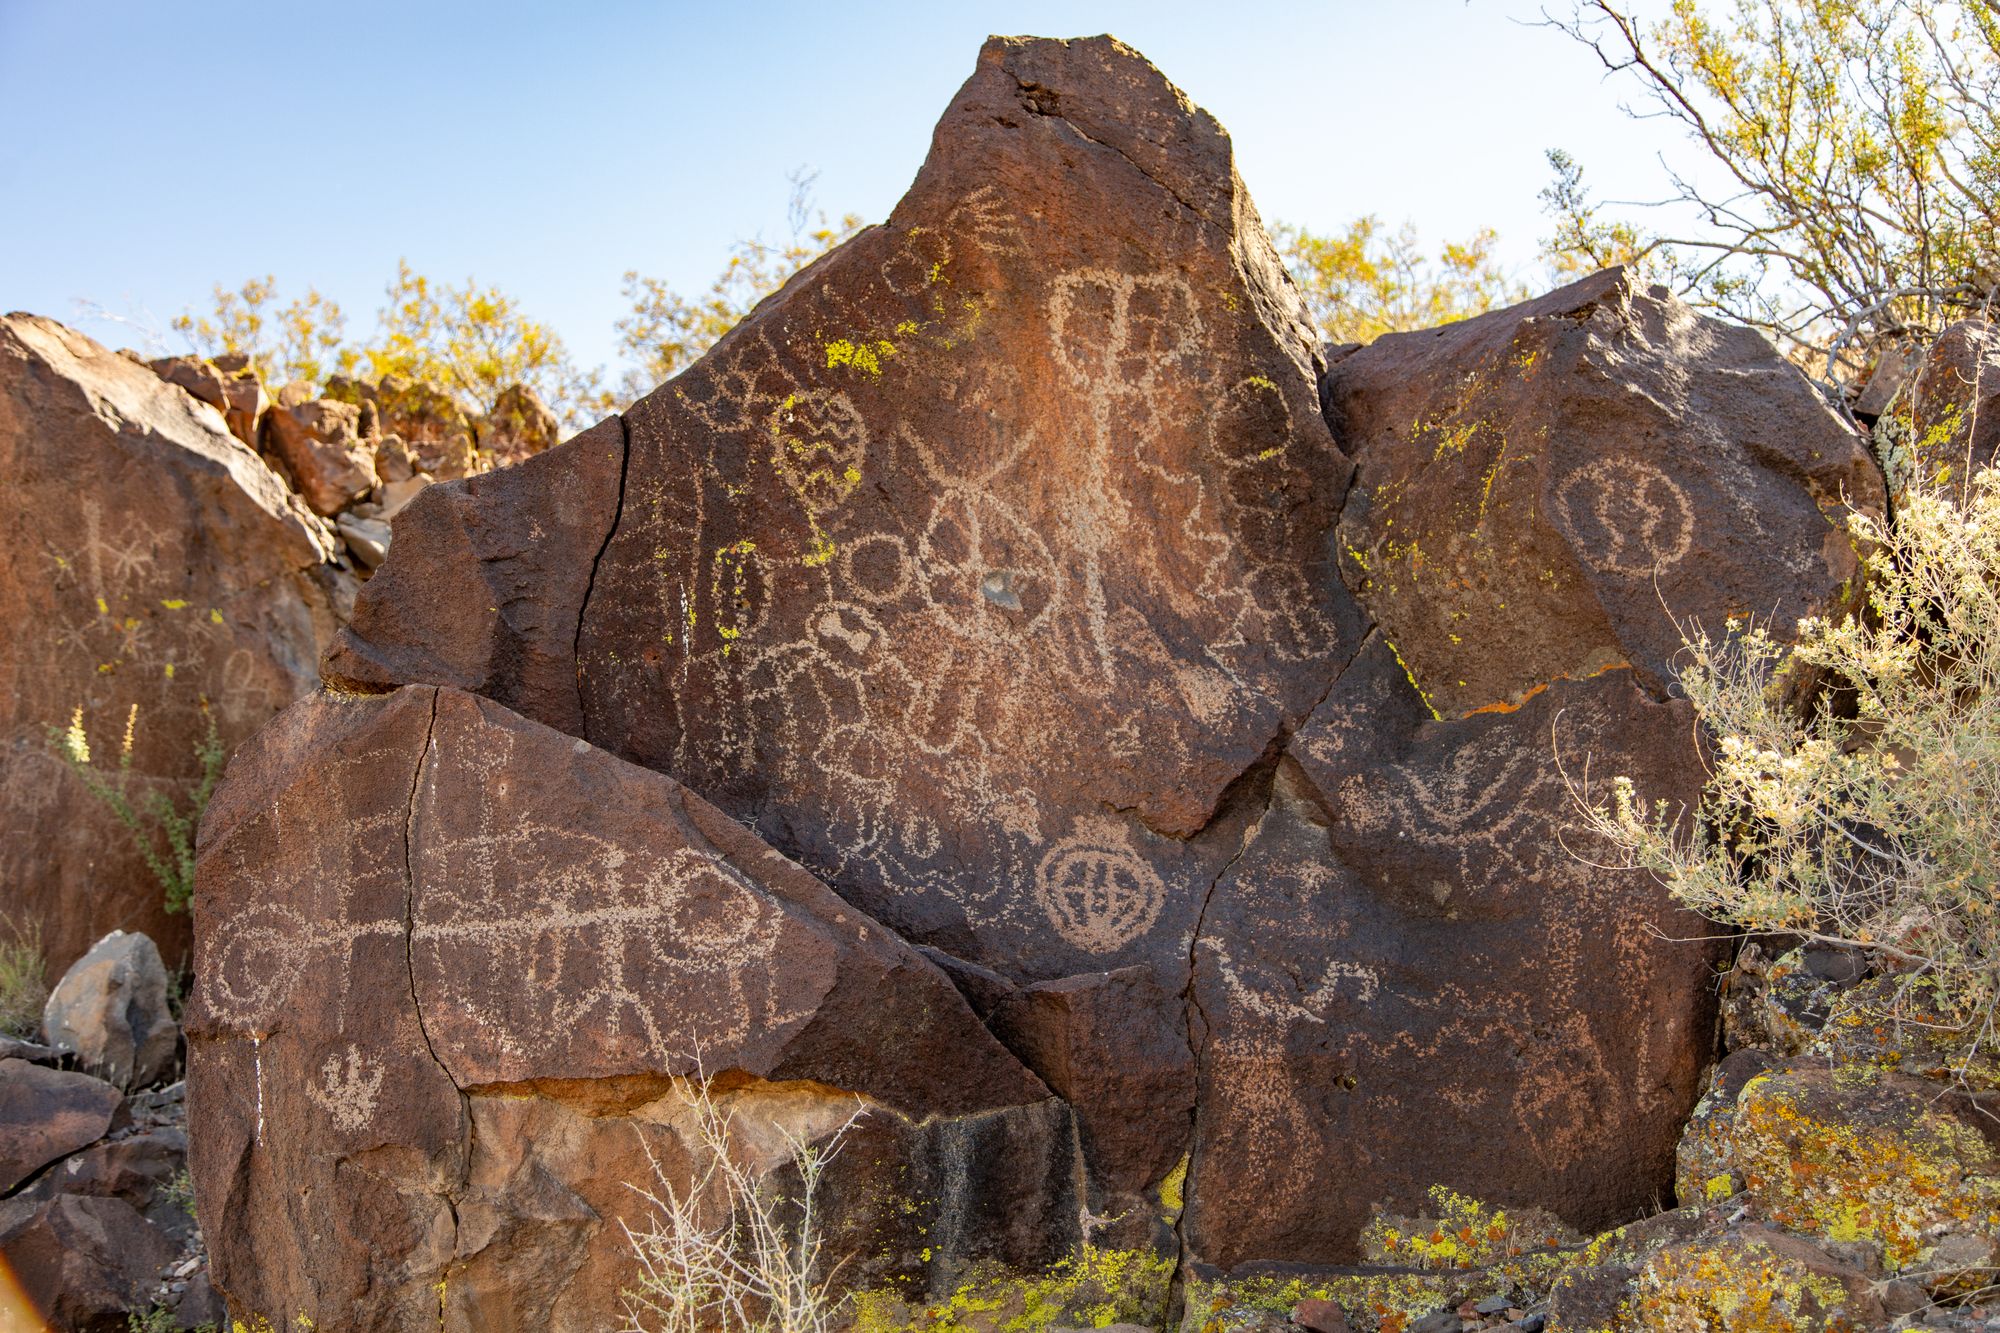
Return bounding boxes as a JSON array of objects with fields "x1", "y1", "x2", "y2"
[
  {"x1": 1553, "y1": 457, "x2": 1695, "y2": 578},
  {"x1": 918, "y1": 491, "x2": 1059, "y2": 637},
  {"x1": 207, "y1": 902, "x2": 317, "y2": 1027},
  {"x1": 839, "y1": 532, "x2": 915, "y2": 605},
  {"x1": 1034, "y1": 819, "x2": 1167, "y2": 952}
]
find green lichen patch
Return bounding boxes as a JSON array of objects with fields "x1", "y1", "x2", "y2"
[
  {"x1": 851, "y1": 1245, "x2": 1174, "y2": 1333},
  {"x1": 1603, "y1": 1230, "x2": 1875, "y2": 1333},
  {"x1": 1717, "y1": 1067, "x2": 2000, "y2": 1274}
]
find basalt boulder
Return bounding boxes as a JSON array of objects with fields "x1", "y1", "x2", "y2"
[
  {"x1": 1898, "y1": 317, "x2": 1999, "y2": 497},
  {"x1": 187, "y1": 685, "x2": 1073, "y2": 1331},
  {"x1": 225, "y1": 30, "x2": 1889, "y2": 1313},
  {"x1": 1324, "y1": 267, "x2": 1881, "y2": 718},
  {"x1": 0, "y1": 313, "x2": 337, "y2": 973}
]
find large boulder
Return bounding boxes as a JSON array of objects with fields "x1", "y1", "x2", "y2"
[
  {"x1": 41, "y1": 929, "x2": 178, "y2": 1090},
  {"x1": 187, "y1": 685, "x2": 1072, "y2": 1330},
  {"x1": 0, "y1": 314, "x2": 337, "y2": 973},
  {"x1": 1898, "y1": 317, "x2": 1999, "y2": 496},
  {"x1": 1183, "y1": 640, "x2": 1719, "y2": 1267},
  {"x1": 0, "y1": 1194, "x2": 177, "y2": 1332},
  {"x1": 247, "y1": 32, "x2": 1882, "y2": 1312},
  {"x1": 479, "y1": 382, "x2": 560, "y2": 466},
  {"x1": 0, "y1": 1059, "x2": 120, "y2": 1193},
  {"x1": 1323, "y1": 267, "x2": 1881, "y2": 719}
]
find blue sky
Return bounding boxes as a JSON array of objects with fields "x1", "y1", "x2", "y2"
[{"x1": 0, "y1": 1, "x2": 1688, "y2": 384}]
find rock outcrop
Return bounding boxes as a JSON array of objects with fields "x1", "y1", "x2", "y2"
[
  {"x1": 0, "y1": 314, "x2": 338, "y2": 972},
  {"x1": 196, "y1": 32, "x2": 1886, "y2": 1328},
  {"x1": 187, "y1": 686, "x2": 1072, "y2": 1331},
  {"x1": 1323, "y1": 268, "x2": 1880, "y2": 719}
]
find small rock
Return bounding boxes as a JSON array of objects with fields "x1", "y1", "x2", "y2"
[
  {"x1": 0, "y1": 1036, "x2": 57, "y2": 1065},
  {"x1": 175, "y1": 1268, "x2": 225, "y2": 1329},
  {"x1": 42, "y1": 929, "x2": 178, "y2": 1089},
  {"x1": 0, "y1": 1058, "x2": 121, "y2": 1191},
  {"x1": 1801, "y1": 944, "x2": 1867, "y2": 985},
  {"x1": 337, "y1": 513, "x2": 393, "y2": 570},
  {"x1": 374, "y1": 472, "x2": 432, "y2": 522},
  {"x1": 1292, "y1": 1297, "x2": 1352, "y2": 1333},
  {"x1": 1474, "y1": 1295, "x2": 1512, "y2": 1315},
  {"x1": 263, "y1": 397, "x2": 379, "y2": 515},
  {"x1": 1881, "y1": 1278, "x2": 1930, "y2": 1316},
  {"x1": 1411, "y1": 1310, "x2": 1463, "y2": 1333}
]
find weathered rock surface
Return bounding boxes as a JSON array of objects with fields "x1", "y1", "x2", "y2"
[
  {"x1": 1901, "y1": 317, "x2": 1999, "y2": 496},
  {"x1": 188, "y1": 685, "x2": 1072, "y2": 1330},
  {"x1": 482, "y1": 382, "x2": 560, "y2": 465},
  {"x1": 1184, "y1": 641, "x2": 1719, "y2": 1267},
  {"x1": 0, "y1": 1194, "x2": 178, "y2": 1332},
  {"x1": 261, "y1": 396, "x2": 378, "y2": 516},
  {"x1": 1325, "y1": 268, "x2": 1881, "y2": 717},
  {"x1": 1693, "y1": 1064, "x2": 2000, "y2": 1287},
  {"x1": 223, "y1": 30, "x2": 1887, "y2": 1319},
  {"x1": 148, "y1": 354, "x2": 267, "y2": 448},
  {"x1": 0, "y1": 1060, "x2": 121, "y2": 1193},
  {"x1": 42, "y1": 930, "x2": 178, "y2": 1090},
  {"x1": 0, "y1": 313, "x2": 337, "y2": 972}
]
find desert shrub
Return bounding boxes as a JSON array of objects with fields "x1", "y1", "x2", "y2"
[
  {"x1": 0, "y1": 918, "x2": 47, "y2": 1039},
  {"x1": 1578, "y1": 470, "x2": 2000, "y2": 1074},
  {"x1": 619, "y1": 1069, "x2": 864, "y2": 1333},
  {"x1": 52, "y1": 702, "x2": 225, "y2": 914}
]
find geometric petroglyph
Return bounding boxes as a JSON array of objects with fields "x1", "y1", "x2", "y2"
[
  {"x1": 1205, "y1": 935, "x2": 1381, "y2": 1026},
  {"x1": 1553, "y1": 456, "x2": 1696, "y2": 578},
  {"x1": 1033, "y1": 816, "x2": 1167, "y2": 953},
  {"x1": 204, "y1": 795, "x2": 808, "y2": 1059},
  {"x1": 417, "y1": 824, "x2": 806, "y2": 1056},
  {"x1": 1343, "y1": 739, "x2": 1559, "y2": 890}
]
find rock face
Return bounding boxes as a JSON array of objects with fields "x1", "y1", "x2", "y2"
[
  {"x1": 1323, "y1": 268, "x2": 1881, "y2": 719},
  {"x1": 1901, "y1": 317, "x2": 1999, "y2": 496},
  {"x1": 187, "y1": 685, "x2": 1071, "y2": 1331},
  {"x1": 205, "y1": 33, "x2": 1886, "y2": 1323},
  {"x1": 42, "y1": 930, "x2": 178, "y2": 1090},
  {"x1": 0, "y1": 1060, "x2": 121, "y2": 1193},
  {"x1": 0, "y1": 314, "x2": 337, "y2": 973}
]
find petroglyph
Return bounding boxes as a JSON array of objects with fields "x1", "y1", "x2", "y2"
[
  {"x1": 1553, "y1": 457, "x2": 1696, "y2": 577},
  {"x1": 1342, "y1": 739, "x2": 1560, "y2": 887},
  {"x1": 204, "y1": 734, "x2": 812, "y2": 1057},
  {"x1": 307, "y1": 1045, "x2": 385, "y2": 1132},
  {"x1": 1206, "y1": 936, "x2": 1381, "y2": 1025},
  {"x1": 1034, "y1": 818, "x2": 1168, "y2": 952}
]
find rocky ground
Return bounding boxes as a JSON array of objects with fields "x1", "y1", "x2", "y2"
[{"x1": 2, "y1": 932, "x2": 219, "y2": 1331}]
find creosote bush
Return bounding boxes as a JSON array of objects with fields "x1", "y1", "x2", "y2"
[
  {"x1": 52, "y1": 702, "x2": 225, "y2": 915},
  {"x1": 1578, "y1": 469, "x2": 2000, "y2": 1075},
  {"x1": 619, "y1": 1068, "x2": 864, "y2": 1333}
]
